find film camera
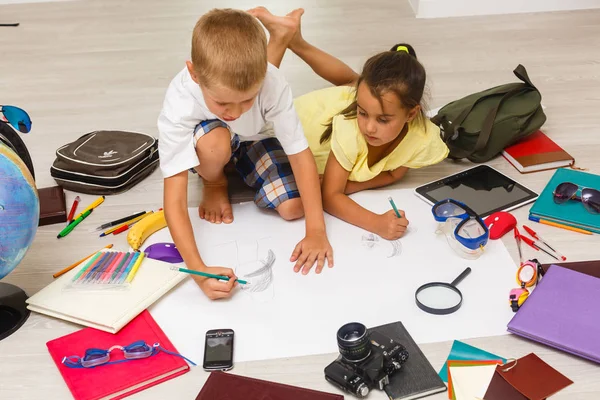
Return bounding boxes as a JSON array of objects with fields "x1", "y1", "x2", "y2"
[{"x1": 324, "y1": 322, "x2": 409, "y2": 398}]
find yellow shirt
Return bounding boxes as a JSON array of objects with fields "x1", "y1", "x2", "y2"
[{"x1": 294, "y1": 86, "x2": 449, "y2": 182}]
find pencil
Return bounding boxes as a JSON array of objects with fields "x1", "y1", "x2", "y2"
[
  {"x1": 95, "y1": 211, "x2": 147, "y2": 231},
  {"x1": 73, "y1": 195, "x2": 105, "y2": 221},
  {"x1": 388, "y1": 196, "x2": 402, "y2": 218},
  {"x1": 171, "y1": 266, "x2": 248, "y2": 285},
  {"x1": 53, "y1": 244, "x2": 114, "y2": 278},
  {"x1": 125, "y1": 252, "x2": 146, "y2": 283},
  {"x1": 529, "y1": 216, "x2": 593, "y2": 235}
]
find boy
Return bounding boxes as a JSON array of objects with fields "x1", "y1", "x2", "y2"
[{"x1": 158, "y1": 9, "x2": 333, "y2": 300}]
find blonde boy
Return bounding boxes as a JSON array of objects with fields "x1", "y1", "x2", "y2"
[{"x1": 158, "y1": 9, "x2": 333, "y2": 299}]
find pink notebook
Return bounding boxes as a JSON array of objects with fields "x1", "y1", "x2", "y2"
[{"x1": 46, "y1": 310, "x2": 191, "y2": 400}]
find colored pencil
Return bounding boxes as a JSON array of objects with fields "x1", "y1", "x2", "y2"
[
  {"x1": 388, "y1": 196, "x2": 402, "y2": 218},
  {"x1": 125, "y1": 252, "x2": 146, "y2": 283},
  {"x1": 170, "y1": 266, "x2": 248, "y2": 285},
  {"x1": 94, "y1": 211, "x2": 147, "y2": 231},
  {"x1": 72, "y1": 252, "x2": 104, "y2": 281},
  {"x1": 100, "y1": 212, "x2": 152, "y2": 237},
  {"x1": 529, "y1": 215, "x2": 593, "y2": 235},
  {"x1": 53, "y1": 244, "x2": 113, "y2": 278},
  {"x1": 73, "y1": 195, "x2": 105, "y2": 221},
  {"x1": 76, "y1": 252, "x2": 109, "y2": 282},
  {"x1": 119, "y1": 252, "x2": 141, "y2": 283},
  {"x1": 113, "y1": 252, "x2": 139, "y2": 283},
  {"x1": 57, "y1": 209, "x2": 93, "y2": 238},
  {"x1": 103, "y1": 252, "x2": 131, "y2": 282}
]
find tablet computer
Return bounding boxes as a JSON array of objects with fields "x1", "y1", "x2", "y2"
[{"x1": 414, "y1": 165, "x2": 538, "y2": 218}]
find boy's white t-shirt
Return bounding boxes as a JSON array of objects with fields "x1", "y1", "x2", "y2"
[{"x1": 157, "y1": 63, "x2": 308, "y2": 178}]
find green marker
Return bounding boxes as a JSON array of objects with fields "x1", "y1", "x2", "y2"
[
  {"x1": 388, "y1": 196, "x2": 403, "y2": 218},
  {"x1": 171, "y1": 266, "x2": 248, "y2": 285},
  {"x1": 57, "y1": 209, "x2": 93, "y2": 238}
]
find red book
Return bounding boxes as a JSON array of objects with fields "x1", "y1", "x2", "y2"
[
  {"x1": 502, "y1": 130, "x2": 574, "y2": 173},
  {"x1": 46, "y1": 310, "x2": 191, "y2": 400}
]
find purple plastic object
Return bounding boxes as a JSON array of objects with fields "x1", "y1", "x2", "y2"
[{"x1": 143, "y1": 242, "x2": 183, "y2": 264}]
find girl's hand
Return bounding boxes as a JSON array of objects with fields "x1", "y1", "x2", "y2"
[{"x1": 375, "y1": 210, "x2": 409, "y2": 240}]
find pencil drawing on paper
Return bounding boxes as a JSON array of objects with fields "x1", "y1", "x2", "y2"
[
  {"x1": 361, "y1": 233, "x2": 402, "y2": 258},
  {"x1": 239, "y1": 249, "x2": 275, "y2": 293}
]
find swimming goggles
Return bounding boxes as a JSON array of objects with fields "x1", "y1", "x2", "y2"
[
  {"x1": 509, "y1": 259, "x2": 544, "y2": 312},
  {"x1": 432, "y1": 199, "x2": 489, "y2": 259},
  {"x1": 0, "y1": 105, "x2": 31, "y2": 133},
  {"x1": 62, "y1": 340, "x2": 196, "y2": 368}
]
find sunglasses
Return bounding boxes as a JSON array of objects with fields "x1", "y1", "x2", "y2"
[
  {"x1": 0, "y1": 105, "x2": 32, "y2": 133},
  {"x1": 432, "y1": 198, "x2": 489, "y2": 250},
  {"x1": 553, "y1": 182, "x2": 600, "y2": 214},
  {"x1": 61, "y1": 340, "x2": 196, "y2": 369}
]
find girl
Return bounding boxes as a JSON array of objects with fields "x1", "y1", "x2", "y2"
[{"x1": 249, "y1": 7, "x2": 449, "y2": 240}]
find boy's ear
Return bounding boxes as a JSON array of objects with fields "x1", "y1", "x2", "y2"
[
  {"x1": 186, "y1": 61, "x2": 201, "y2": 85},
  {"x1": 407, "y1": 105, "x2": 421, "y2": 122}
]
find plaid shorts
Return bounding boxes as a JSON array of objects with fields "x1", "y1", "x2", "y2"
[{"x1": 192, "y1": 119, "x2": 299, "y2": 209}]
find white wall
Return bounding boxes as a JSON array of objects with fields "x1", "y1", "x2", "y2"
[{"x1": 412, "y1": 0, "x2": 600, "y2": 18}]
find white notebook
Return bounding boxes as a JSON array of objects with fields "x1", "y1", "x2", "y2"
[{"x1": 27, "y1": 251, "x2": 187, "y2": 333}]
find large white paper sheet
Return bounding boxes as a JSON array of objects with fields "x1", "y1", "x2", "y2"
[{"x1": 149, "y1": 189, "x2": 516, "y2": 363}]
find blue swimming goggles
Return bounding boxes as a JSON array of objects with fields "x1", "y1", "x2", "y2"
[
  {"x1": 0, "y1": 105, "x2": 31, "y2": 133},
  {"x1": 432, "y1": 199, "x2": 489, "y2": 251},
  {"x1": 62, "y1": 340, "x2": 196, "y2": 368}
]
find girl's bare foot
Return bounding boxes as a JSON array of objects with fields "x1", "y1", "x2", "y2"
[
  {"x1": 199, "y1": 181, "x2": 233, "y2": 224},
  {"x1": 248, "y1": 6, "x2": 304, "y2": 48}
]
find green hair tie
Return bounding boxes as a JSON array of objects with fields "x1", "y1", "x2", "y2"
[{"x1": 395, "y1": 45, "x2": 409, "y2": 53}]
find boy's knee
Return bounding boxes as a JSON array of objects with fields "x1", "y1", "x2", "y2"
[
  {"x1": 196, "y1": 127, "x2": 232, "y2": 166},
  {"x1": 276, "y1": 198, "x2": 304, "y2": 221}
]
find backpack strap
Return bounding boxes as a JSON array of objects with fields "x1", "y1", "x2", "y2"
[{"x1": 513, "y1": 64, "x2": 537, "y2": 89}]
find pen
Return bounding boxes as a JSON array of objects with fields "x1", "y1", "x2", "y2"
[
  {"x1": 66, "y1": 196, "x2": 81, "y2": 224},
  {"x1": 57, "y1": 209, "x2": 93, "y2": 238},
  {"x1": 528, "y1": 215, "x2": 593, "y2": 235},
  {"x1": 95, "y1": 210, "x2": 147, "y2": 231},
  {"x1": 388, "y1": 196, "x2": 402, "y2": 218},
  {"x1": 73, "y1": 195, "x2": 105, "y2": 221},
  {"x1": 514, "y1": 227, "x2": 524, "y2": 265},
  {"x1": 519, "y1": 235, "x2": 559, "y2": 261},
  {"x1": 170, "y1": 266, "x2": 248, "y2": 285},
  {"x1": 100, "y1": 212, "x2": 152, "y2": 237},
  {"x1": 523, "y1": 225, "x2": 566, "y2": 261}
]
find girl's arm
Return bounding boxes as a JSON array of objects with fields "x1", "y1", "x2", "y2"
[
  {"x1": 345, "y1": 167, "x2": 409, "y2": 195},
  {"x1": 321, "y1": 154, "x2": 409, "y2": 240}
]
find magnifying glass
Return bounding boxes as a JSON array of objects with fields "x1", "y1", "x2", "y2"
[{"x1": 415, "y1": 267, "x2": 472, "y2": 315}]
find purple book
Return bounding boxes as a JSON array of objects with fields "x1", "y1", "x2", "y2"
[{"x1": 507, "y1": 265, "x2": 600, "y2": 363}]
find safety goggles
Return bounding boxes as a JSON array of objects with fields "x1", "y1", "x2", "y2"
[
  {"x1": 553, "y1": 182, "x2": 600, "y2": 214},
  {"x1": 432, "y1": 199, "x2": 489, "y2": 256},
  {"x1": 0, "y1": 105, "x2": 31, "y2": 133},
  {"x1": 62, "y1": 340, "x2": 196, "y2": 368}
]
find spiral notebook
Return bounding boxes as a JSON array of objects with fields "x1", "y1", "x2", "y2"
[{"x1": 27, "y1": 253, "x2": 187, "y2": 333}]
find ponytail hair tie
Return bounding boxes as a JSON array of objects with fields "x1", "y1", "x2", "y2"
[{"x1": 395, "y1": 45, "x2": 409, "y2": 53}]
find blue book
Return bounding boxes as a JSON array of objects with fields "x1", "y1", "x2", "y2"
[{"x1": 529, "y1": 168, "x2": 600, "y2": 233}]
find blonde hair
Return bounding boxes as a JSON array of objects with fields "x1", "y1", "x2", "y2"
[{"x1": 191, "y1": 9, "x2": 267, "y2": 91}]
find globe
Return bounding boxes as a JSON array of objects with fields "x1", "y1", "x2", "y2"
[
  {"x1": 0, "y1": 142, "x2": 39, "y2": 279},
  {"x1": 0, "y1": 139, "x2": 38, "y2": 341}
]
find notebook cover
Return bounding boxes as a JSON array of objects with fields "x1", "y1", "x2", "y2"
[
  {"x1": 26, "y1": 253, "x2": 187, "y2": 333},
  {"x1": 446, "y1": 360, "x2": 502, "y2": 400},
  {"x1": 38, "y1": 186, "x2": 67, "y2": 226},
  {"x1": 46, "y1": 310, "x2": 191, "y2": 400},
  {"x1": 494, "y1": 353, "x2": 572, "y2": 400},
  {"x1": 507, "y1": 266, "x2": 600, "y2": 363},
  {"x1": 195, "y1": 371, "x2": 343, "y2": 400},
  {"x1": 541, "y1": 259, "x2": 600, "y2": 279},
  {"x1": 528, "y1": 168, "x2": 600, "y2": 231},
  {"x1": 484, "y1": 370, "x2": 529, "y2": 400},
  {"x1": 502, "y1": 130, "x2": 573, "y2": 173},
  {"x1": 372, "y1": 321, "x2": 446, "y2": 400},
  {"x1": 438, "y1": 340, "x2": 506, "y2": 382},
  {"x1": 448, "y1": 364, "x2": 498, "y2": 400}
]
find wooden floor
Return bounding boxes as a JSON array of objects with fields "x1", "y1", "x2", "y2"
[{"x1": 1, "y1": 0, "x2": 600, "y2": 398}]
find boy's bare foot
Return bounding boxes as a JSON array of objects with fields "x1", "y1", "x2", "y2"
[
  {"x1": 199, "y1": 181, "x2": 233, "y2": 224},
  {"x1": 248, "y1": 7, "x2": 304, "y2": 48}
]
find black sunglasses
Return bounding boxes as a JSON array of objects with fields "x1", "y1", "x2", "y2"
[{"x1": 553, "y1": 182, "x2": 600, "y2": 214}]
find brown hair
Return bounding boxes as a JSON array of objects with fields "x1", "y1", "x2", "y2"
[
  {"x1": 321, "y1": 44, "x2": 427, "y2": 144},
  {"x1": 191, "y1": 9, "x2": 267, "y2": 91}
]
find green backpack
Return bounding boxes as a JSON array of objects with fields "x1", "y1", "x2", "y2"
[{"x1": 431, "y1": 64, "x2": 546, "y2": 163}]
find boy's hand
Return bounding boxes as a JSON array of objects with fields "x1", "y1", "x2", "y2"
[
  {"x1": 375, "y1": 210, "x2": 409, "y2": 240},
  {"x1": 191, "y1": 266, "x2": 238, "y2": 300},
  {"x1": 290, "y1": 231, "x2": 334, "y2": 275}
]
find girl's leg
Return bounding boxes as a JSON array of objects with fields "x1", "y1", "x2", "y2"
[{"x1": 249, "y1": 7, "x2": 359, "y2": 86}]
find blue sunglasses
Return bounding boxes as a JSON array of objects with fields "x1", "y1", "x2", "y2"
[{"x1": 0, "y1": 105, "x2": 32, "y2": 133}]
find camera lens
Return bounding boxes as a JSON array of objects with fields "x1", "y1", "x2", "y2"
[{"x1": 337, "y1": 322, "x2": 371, "y2": 362}]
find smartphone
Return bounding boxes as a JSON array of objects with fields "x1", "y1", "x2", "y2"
[{"x1": 203, "y1": 329, "x2": 234, "y2": 371}]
